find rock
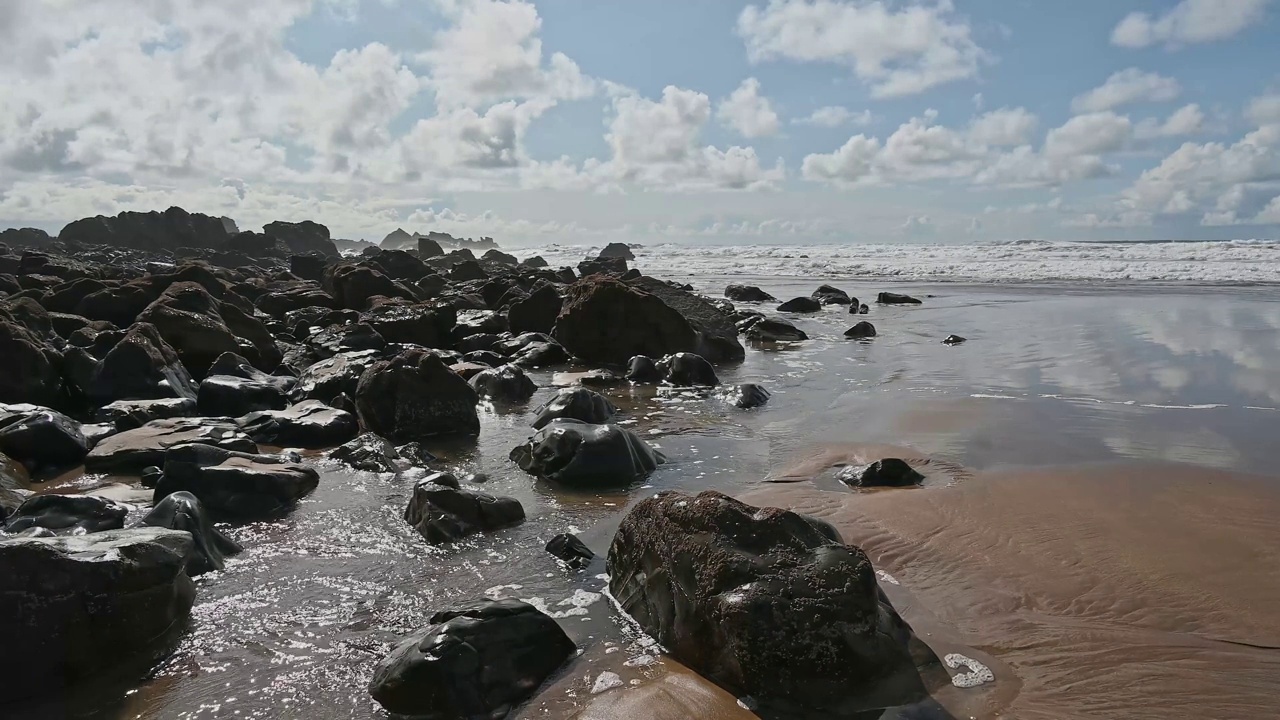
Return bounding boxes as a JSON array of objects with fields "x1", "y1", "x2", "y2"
[
  {"x1": 361, "y1": 304, "x2": 454, "y2": 348},
  {"x1": 306, "y1": 321, "x2": 387, "y2": 359},
  {"x1": 857, "y1": 303, "x2": 870, "y2": 314},
  {"x1": 85, "y1": 417, "x2": 257, "y2": 474},
  {"x1": 812, "y1": 284, "x2": 853, "y2": 305},
  {"x1": 546, "y1": 532, "x2": 594, "y2": 569},
  {"x1": 368, "y1": 599, "x2": 575, "y2": 719},
  {"x1": 289, "y1": 254, "x2": 329, "y2": 283},
  {"x1": 510, "y1": 340, "x2": 570, "y2": 368},
  {"x1": 461, "y1": 350, "x2": 505, "y2": 367},
  {"x1": 552, "y1": 277, "x2": 700, "y2": 366},
  {"x1": 396, "y1": 442, "x2": 438, "y2": 466},
  {"x1": 629, "y1": 276, "x2": 745, "y2": 363},
  {"x1": 368, "y1": 249, "x2": 431, "y2": 283},
  {"x1": 877, "y1": 292, "x2": 922, "y2": 305},
  {"x1": 254, "y1": 284, "x2": 337, "y2": 318},
  {"x1": 58, "y1": 206, "x2": 228, "y2": 252},
  {"x1": 448, "y1": 260, "x2": 488, "y2": 282},
  {"x1": 744, "y1": 317, "x2": 808, "y2": 342},
  {"x1": 510, "y1": 420, "x2": 664, "y2": 487},
  {"x1": 137, "y1": 281, "x2": 280, "y2": 377},
  {"x1": 531, "y1": 388, "x2": 618, "y2": 430},
  {"x1": 237, "y1": 401, "x2": 358, "y2": 449},
  {"x1": 943, "y1": 334, "x2": 967, "y2": 345},
  {"x1": 626, "y1": 355, "x2": 663, "y2": 383},
  {"x1": 207, "y1": 351, "x2": 295, "y2": 394},
  {"x1": 777, "y1": 297, "x2": 822, "y2": 313},
  {"x1": 290, "y1": 349, "x2": 384, "y2": 404},
  {"x1": 844, "y1": 321, "x2": 877, "y2": 339},
  {"x1": 197, "y1": 375, "x2": 288, "y2": 417},
  {"x1": 157, "y1": 443, "x2": 320, "y2": 519},
  {"x1": 578, "y1": 369, "x2": 624, "y2": 387},
  {"x1": 328, "y1": 264, "x2": 415, "y2": 309},
  {"x1": 482, "y1": 249, "x2": 519, "y2": 266},
  {"x1": 3, "y1": 494, "x2": 128, "y2": 535},
  {"x1": 450, "y1": 362, "x2": 490, "y2": 381},
  {"x1": 470, "y1": 364, "x2": 538, "y2": 402},
  {"x1": 331, "y1": 433, "x2": 400, "y2": 473},
  {"x1": 723, "y1": 383, "x2": 770, "y2": 409},
  {"x1": 598, "y1": 242, "x2": 635, "y2": 261},
  {"x1": 521, "y1": 255, "x2": 548, "y2": 268},
  {"x1": 724, "y1": 284, "x2": 776, "y2": 302},
  {"x1": 263, "y1": 220, "x2": 339, "y2": 257},
  {"x1": 0, "y1": 528, "x2": 196, "y2": 700},
  {"x1": 1, "y1": 453, "x2": 29, "y2": 518},
  {"x1": 65, "y1": 322, "x2": 199, "y2": 405},
  {"x1": 840, "y1": 459, "x2": 924, "y2": 488},
  {"x1": 577, "y1": 257, "x2": 628, "y2": 276},
  {"x1": 656, "y1": 352, "x2": 719, "y2": 387},
  {"x1": 141, "y1": 465, "x2": 164, "y2": 488},
  {"x1": 138, "y1": 491, "x2": 242, "y2": 576},
  {"x1": 507, "y1": 284, "x2": 562, "y2": 335},
  {"x1": 0, "y1": 406, "x2": 89, "y2": 473},
  {"x1": 417, "y1": 237, "x2": 444, "y2": 258},
  {"x1": 403, "y1": 476, "x2": 525, "y2": 545},
  {"x1": 355, "y1": 349, "x2": 480, "y2": 442},
  {"x1": 606, "y1": 491, "x2": 928, "y2": 714},
  {"x1": 0, "y1": 314, "x2": 62, "y2": 406}
]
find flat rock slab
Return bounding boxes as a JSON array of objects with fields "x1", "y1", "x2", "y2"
[
  {"x1": 86, "y1": 417, "x2": 257, "y2": 475},
  {"x1": 158, "y1": 443, "x2": 319, "y2": 520}
]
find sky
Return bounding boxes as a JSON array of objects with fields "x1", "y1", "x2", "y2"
[{"x1": 1, "y1": 0, "x2": 1279, "y2": 246}]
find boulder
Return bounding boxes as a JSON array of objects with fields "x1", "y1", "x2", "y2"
[
  {"x1": 531, "y1": 388, "x2": 617, "y2": 430},
  {"x1": 845, "y1": 321, "x2": 877, "y2": 339},
  {"x1": 0, "y1": 314, "x2": 62, "y2": 406},
  {"x1": 0, "y1": 528, "x2": 196, "y2": 700},
  {"x1": 396, "y1": 442, "x2": 438, "y2": 467},
  {"x1": 744, "y1": 317, "x2": 808, "y2": 343},
  {"x1": 417, "y1": 237, "x2": 444, "y2": 258},
  {"x1": 812, "y1": 284, "x2": 853, "y2": 305},
  {"x1": 656, "y1": 352, "x2": 719, "y2": 387},
  {"x1": 469, "y1": 364, "x2": 537, "y2": 402},
  {"x1": 943, "y1": 334, "x2": 967, "y2": 345},
  {"x1": 723, "y1": 383, "x2": 770, "y2": 409},
  {"x1": 521, "y1": 255, "x2": 548, "y2": 268},
  {"x1": 305, "y1": 322, "x2": 387, "y2": 359},
  {"x1": 236, "y1": 401, "x2": 358, "y2": 449},
  {"x1": 137, "y1": 282, "x2": 280, "y2": 377},
  {"x1": 607, "y1": 491, "x2": 929, "y2": 714},
  {"x1": 724, "y1": 284, "x2": 775, "y2": 302},
  {"x1": 482, "y1": 249, "x2": 519, "y2": 266},
  {"x1": 64, "y1": 322, "x2": 199, "y2": 404},
  {"x1": 367, "y1": 249, "x2": 431, "y2": 282},
  {"x1": 290, "y1": 349, "x2": 385, "y2": 404},
  {"x1": 3, "y1": 494, "x2": 128, "y2": 535},
  {"x1": 598, "y1": 242, "x2": 635, "y2": 261},
  {"x1": 263, "y1": 220, "x2": 339, "y2": 257},
  {"x1": 506, "y1": 284, "x2": 562, "y2": 335},
  {"x1": 361, "y1": 304, "x2": 454, "y2": 348},
  {"x1": 448, "y1": 260, "x2": 488, "y2": 282},
  {"x1": 877, "y1": 292, "x2": 922, "y2": 305},
  {"x1": 552, "y1": 277, "x2": 701, "y2": 366},
  {"x1": 138, "y1": 491, "x2": 242, "y2": 576},
  {"x1": 328, "y1": 264, "x2": 415, "y2": 309},
  {"x1": 777, "y1": 297, "x2": 822, "y2": 313},
  {"x1": 510, "y1": 419, "x2": 664, "y2": 487},
  {"x1": 577, "y1": 257, "x2": 627, "y2": 276},
  {"x1": 577, "y1": 369, "x2": 624, "y2": 387},
  {"x1": 368, "y1": 599, "x2": 575, "y2": 719},
  {"x1": 206, "y1": 351, "x2": 295, "y2": 394},
  {"x1": 461, "y1": 350, "x2": 504, "y2": 367},
  {"x1": 254, "y1": 284, "x2": 337, "y2": 318},
  {"x1": 157, "y1": 443, "x2": 320, "y2": 519},
  {"x1": 331, "y1": 433, "x2": 400, "y2": 473},
  {"x1": 857, "y1": 303, "x2": 870, "y2": 314},
  {"x1": 85, "y1": 417, "x2": 257, "y2": 474},
  {"x1": 510, "y1": 340, "x2": 570, "y2": 368},
  {"x1": 289, "y1": 254, "x2": 329, "y2": 282},
  {"x1": 196, "y1": 375, "x2": 289, "y2": 417},
  {"x1": 839, "y1": 459, "x2": 924, "y2": 488},
  {"x1": 545, "y1": 532, "x2": 594, "y2": 569},
  {"x1": 0, "y1": 406, "x2": 88, "y2": 473},
  {"x1": 355, "y1": 349, "x2": 481, "y2": 442},
  {"x1": 403, "y1": 476, "x2": 526, "y2": 545},
  {"x1": 95, "y1": 398, "x2": 197, "y2": 431},
  {"x1": 629, "y1": 276, "x2": 745, "y2": 363},
  {"x1": 626, "y1": 355, "x2": 663, "y2": 384}
]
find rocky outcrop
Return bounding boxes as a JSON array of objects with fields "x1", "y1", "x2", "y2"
[
  {"x1": 263, "y1": 220, "x2": 339, "y2": 258},
  {"x1": 85, "y1": 417, "x2": 257, "y2": 474},
  {"x1": 845, "y1": 321, "x2": 877, "y2": 339},
  {"x1": 506, "y1": 284, "x2": 562, "y2": 335},
  {"x1": 510, "y1": 419, "x2": 664, "y2": 487},
  {"x1": 355, "y1": 349, "x2": 480, "y2": 441},
  {"x1": 469, "y1": 364, "x2": 537, "y2": 402},
  {"x1": 368, "y1": 599, "x2": 575, "y2": 719},
  {"x1": 629, "y1": 276, "x2": 744, "y2": 363},
  {"x1": 137, "y1": 282, "x2": 280, "y2": 377},
  {"x1": 156, "y1": 443, "x2": 319, "y2": 519},
  {"x1": 552, "y1": 277, "x2": 701, "y2": 366},
  {"x1": 236, "y1": 401, "x2": 358, "y2": 449},
  {"x1": 607, "y1": 491, "x2": 930, "y2": 714},
  {"x1": 64, "y1": 322, "x2": 199, "y2": 405},
  {"x1": 0, "y1": 311, "x2": 62, "y2": 406},
  {"x1": 403, "y1": 474, "x2": 526, "y2": 545},
  {"x1": 58, "y1": 207, "x2": 228, "y2": 252},
  {"x1": 598, "y1": 242, "x2": 635, "y2": 260},
  {"x1": 139, "y1": 491, "x2": 242, "y2": 576},
  {"x1": 531, "y1": 388, "x2": 617, "y2": 429}
]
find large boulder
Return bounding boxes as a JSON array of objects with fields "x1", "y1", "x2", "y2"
[
  {"x1": 403, "y1": 474, "x2": 526, "y2": 545},
  {"x1": 607, "y1": 491, "x2": 929, "y2": 714},
  {"x1": 744, "y1": 317, "x2": 808, "y2": 343},
  {"x1": 630, "y1": 276, "x2": 745, "y2": 363},
  {"x1": 361, "y1": 304, "x2": 455, "y2": 348},
  {"x1": 597, "y1": 242, "x2": 635, "y2": 260},
  {"x1": 196, "y1": 375, "x2": 288, "y2": 417},
  {"x1": 845, "y1": 321, "x2": 877, "y2": 339},
  {"x1": 326, "y1": 263, "x2": 416, "y2": 310},
  {"x1": 85, "y1": 417, "x2": 257, "y2": 474},
  {"x1": 506, "y1": 284, "x2": 562, "y2": 335},
  {"x1": 655, "y1": 352, "x2": 719, "y2": 387},
  {"x1": 136, "y1": 282, "x2": 280, "y2": 377},
  {"x1": 812, "y1": 284, "x2": 853, "y2": 305},
  {"x1": 236, "y1": 401, "x2": 359, "y2": 448},
  {"x1": 552, "y1": 277, "x2": 700, "y2": 366},
  {"x1": 725, "y1": 284, "x2": 776, "y2": 303},
  {"x1": 263, "y1": 220, "x2": 339, "y2": 257},
  {"x1": 139, "y1": 491, "x2": 242, "y2": 576},
  {"x1": 877, "y1": 292, "x2": 922, "y2": 305},
  {"x1": 510, "y1": 419, "x2": 664, "y2": 487},
  {"x1": 0, "y1": 528, "x2": 196, "y2": 700},
  {"x1": 355, "y1": 349, "x2": 480, "y2": 442},
  {"x1": 531, "y1": 388, "x2": 617, "y2": 430},
  {"x1": 0, "y1": 406, "x2": 88, "y2": 473},
  {"x1": 330, "y1": 432, "x2": 400, "y2": 473},
  {"x1": 290, "y1": 349, "x2": 385, "y2": 404},
  {"x1": 0, "y1": 313, "x2": 62, "y2": 406},
  {"x1": 156, "y1": 443, "x2": 319, "y2": 519},
  {"x1": 95, "y1": 398, "x2": 197, "y2": 431},
  {"x1": 206, "y1": 351, "x2": 295, "y2": 394},
  {"x1": 777, "y1": 297, "x2": 822, "y2": 313},
  {"x1": 64, "y1": 322, "x2": 199, "y2": 404},
  {"x1": 3, "y1": 494, "x2": 128, "y2": 535},
  {"x1": 368, "y1": 599, "x2": 575, "y2": 719},
  {"x1": 58, "y1": 206, "x2": 228, "y2": 252},
  {"x1": 469, "y1": 364, "x2": 537, "y2": 402}
]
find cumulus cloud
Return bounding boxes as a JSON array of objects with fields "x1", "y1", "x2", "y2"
[
  {"x1": 1246, "y1": 93, "x2": 1280, "y2": 127},
  {"x1": 736, "y1": 0, "x2": 987, "y2": 97},
  {"x1": 1071, "y1": 68, "x2": 1181, "y2": 114},
  {"x1": 1111, "y1": 0, "x2": 1271, "y2": 49},
  {"x1": 793, "y1": 106, "x2": 874, "y2": 128},
  {"x1": 1134, "y1": 104, "x2": 1206, "y2": 140},
  {"x1": 717, "y1": 78, "x2": 782, "y2": 138},
  {"x1": 967, "y1": 107, "x2": 1038, "y2": 146}
]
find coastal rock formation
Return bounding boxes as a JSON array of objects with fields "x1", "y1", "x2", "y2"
[
  {"x1": 236, "y1": 400, "x2": 359, "y2": 448},
  {"x1": 0, "y1": 311, "x2": 62, "y2": 406},
  {"x1": 58, "y1": 207, "x2": 228, "y2": 252},
  {"x1": 65, "y1": 322, "x2": 199, "y2": 404},
  {"x1": 507, "y1": 284, "x2": 562, "y2": 335},
  {"x1": 368, "y1": 599, "x2": 575, "y2": 719},
  {"x1": 877, "y1": 292, "x2": 922, "y2": 305},
  {"x1": 725, "y1": 284, "x2": 776, "y2": 302},
  {"x1": 156, "y1": 443, "x2": 319, "y2": 519},
  {"x1": 744, "y1": 317, "x2": 808, "y2": 342},
  {"x1": 552, "y1": 276, "x2": 699, "y2": 365},
  {"x1": 85, "y1": 417, "x2": 257, "y2": 474},
  {"x1": 598, "y1": 242, "x2": 636, "y2": 260},
  {"x1": 777, "y1": 296, "x2": 822, "y2": 313},
  {"x1": 607, "y1": 490, "x2": 928, "y2": 714},
  {"x1": 469, "y1": 364, "x2": 538, "y2": 402},
  {"x1": 3, "y1": 494, "x2": 128, "y2": 535},
  {"x1": 138, "y1": 491, "x2": 242, "y2": 576},
  {"x1": 330, "y1": 432, "x2": 400, "y2": 473},
  {"x1": 355, "y1": 349, "x2": 480, "y2": 441},
  {"x1": 629, "y1": 276, "x2": 745, "y2": 363},
  {"x1": 403, "y1": 474, "x2": 526, "y2": 545},
  {"x1": 812, "y1": 284, "x2": 853, "y2": 305},
  {"x1": 137, "y1": 281, "x2": 281, "y2": 377},
  {"x1": 531, "y1": 388, "x2": 617, "y2": 430},
  {"x1": 845, "y1": 321, "x2": 877, "y2": 339},
  {"x1": 262, "y1": 220, "x2": 339, "y2": 258},
  {"x1": 510, "y1": 419, "x2": 664, "y2": 487},
  {"x1": 196, "y1": 375, "x2": 289, "y2": 417},
  {"x1": 0, "y1": 406, "x2": 89, "y2": 473}
]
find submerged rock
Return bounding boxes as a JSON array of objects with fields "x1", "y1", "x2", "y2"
[
  {"x1": 812, "y1": 284, "x2": 853, "y2": 305},
  {"x1": 625, "y1": 355, "x2": 663, "y2": 384},
  {"x1": 356, "y1": 349, "x2": 480, "y2": 441},
  {"x1": 546, "y1": 532, "x2": 594, "y2": 569},
  {"x1": 156, "y1": 443, "x2": 319, "y2": 519},
  {"x1": 531, "y1": 388, "x2": 617, "y2": 430},
  {"x1": 777, "y1": 297, "x2": 822, "y2": 313},
  {"x1": 656, "y1": 352, "x2": 719, "y2": 387},
  {"x1": 469, "y1": 364, "x2": 538, "y2": 402},
  {"x1": 403, "y1": 475, "x2": 525, "y2": 545},
  {"x1": 724, "y1": 284, "x2": 775, "y2": 303},
  {"x1": 368, "y1": 599, "x2": 575, "y2": 720},
  {"x1": 510, "y1": 419, "x2": 664, "y2": 487},
  {"x1": 845, "y1": 321, "x2": 877, "y2": 339},
  {"x1": 744, "y1": 317, "x2": 808, "y2": 343},
  {"x1": 3, "y1": 494, "x2": 128, "y2": 535},
  {"x1": 139, "y1": 491, "x2": 242, "y2": 576},
  {"x1": 331, "y1": 432, "x2": 400, "y2": 473},
  {"x1": 840, "y1": 459, "x2": 925, "y2": 488},
  {"x1": 722, "y1": 383, "x2": 770, "y2": 409},
  {"x1": 877, "y1": 292, "x2": 922, "y2": 305},
  {"x1": 943, "y1": 334, "x2": 967, "y2": 345}
]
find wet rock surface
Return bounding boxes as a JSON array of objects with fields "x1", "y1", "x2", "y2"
[
  {"x1": 510, "y1": 419, "x2": 664, "y2": 487},
  {"x1": 86, "y1": 417, "x2": 257, "y2": 474},
  {"x1": 531, "y1": 387, "x2": 618, "y2": 429},
  {"x1": 3, "y1": 494, "x2": 128, "y2": 535},
  {"x1": 403, "y1": 473, "x2": 526, "y2": 545},
  {"x1": 156, "y1": 443, "x2": 320, "y2": 519},
  {"x1": 139, "y1": 491, "x2": 242, "y2": 576},
  {"x1": 355, "y1": 348, "x2": 480, "y2": 441}
]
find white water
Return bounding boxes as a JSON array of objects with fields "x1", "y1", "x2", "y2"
[{"x1": 518, "y1": 239, "x2": 1280, "y2": 285}]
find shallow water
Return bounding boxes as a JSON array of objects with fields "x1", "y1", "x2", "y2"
[{"x1": 14, "y1": 276, "x2": 1280, "y2": 719}]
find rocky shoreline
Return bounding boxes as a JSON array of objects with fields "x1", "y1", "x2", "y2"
[{"x1": 1, "y1": 207, "x2": 950, "y2": 718}]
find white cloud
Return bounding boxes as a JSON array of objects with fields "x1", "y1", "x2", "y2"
[
  {"x1": 793, "y1": 106, "x2": 873, "y2": 128},
  {"x1": 1134, "y1": 104, "x2": 1206, "y2": 140},
  {"x1": 1246, "y1": 93, "x2": 1280, "y2": 127},
  {"x1": 1045, "y1": 112, "x2": 1133, "y2": 157},
  {"x1": 1256, "y1": 195, "x2": 1280, "y2": 223},
  {"x1": 968, "y1": 107, "x2": 1038, "y2": 146},
  {"x1": 801, "y1": 134, "x2": 881, "y2": 184},
  {"x1": 736, "y1": 0, "x2": 987, "y2": 97},
  {"x1": 1071, "y1": 68, "x2": 1181, "y2": 114},
  {"x1": 717, "y1": 78, "x2": 781, "y2": 138},
  {"x1": 1111, "y1": 0, "x2": 1271, "y2": 49}
]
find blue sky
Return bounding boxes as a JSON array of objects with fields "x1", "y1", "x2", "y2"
[{"x1": 1, "y1": 0, "x2": 1278, "y2": 245}]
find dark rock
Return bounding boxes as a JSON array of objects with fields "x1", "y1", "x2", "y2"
[
  {"x1": 138, "y1": 491, "x2": 242, "y2": 576},
  {"x1": 656, "y1": 352, "x2": 719, "y2": 387},
  {"x1": 65, "y1": 322, "x2": 199, "y2": 405},
  {"x1": 237, "y1": 401, "x2": 358, "y2": 448},
  {"x1": 943, "y1": 334, "x2": 967, "y2": 345},
  {"x1": 3, "y1": 494, "x2": 127, "y2": 535},
  {"x1": 362, "y1": 304, "x2": 454, "y2": 348},
  {"x1": 598, "y1": 242, "x2": 636, "y2": 261},
  {"x1": 368, "y1": 249, "x2": 431, "y2": 283},
  {"x1": 42, "y1": 278, "x2": 109, "y2": 314},
  {"x1": 0, "y1": 314, "x2": 62, "y2": 406},
  {"x1": 858, "y1": 303, "x2": 870, "y2": 314},
  {"x1": 507, "y1": 284, "x2": 562, "y2": 335},
  {"x1": 744, "y1": 317, "x2": 808, "y2": 342},
  {"x1": 207, "y1": 352, "x2": 295, "y2": 394},
  {"x1": 328, "y1": 264, "x2": 415, "y2": 309},
  {"x1": 355, "y1": 349, "x2": 480, "y2": 442},
  {"x1": 85, "y1": 417, "x2": 257, "y2": 474},
  {"x1": 578, "y1": 257, "x2": 627, "y2": 276},
  {"x1": 725, "y1": 284, "x2": 776, "y2": 302},
  {"x1": 606, "y1": 491, "x2": 929, "y2": 714},
  {"x1": 732, "y1": 310, "x2": 765, "y2": 332},
  {"x1": 629, "y1": 276, "x2": 745, "y2": 363},
  {"x1": 417, "y1": 237, "x2": 444, "y2": 258},
  {"x1": 254, "y1": 284, "x2": 337, "y2": 318},
  {"x1": 531, "y1": 388, "x2": 617, "y2": 430},
  {"x1": 546, "y1": 533, "x2": 594, "y2": 569},
  {"x1": 448, "y1": 260, "x2": 488, "y2": 282},
  {"x1": 723, "y1": 383, "x2": 770, "y2": 409},
  {"x1": 450, "y1": 362, "x2": 490, "y2": 381},
  {"x1": 812, "y1": 284, "x2": 853, "y2": 305},
  {"x1": 510, "y1": 419, "x2": 664, "y2": 487},
  {"x1": 48, "y1": 311, "x2": 94, "y2": 339},
  {"x1": 263, "y1": 220, "x2": 339, "y2": 257},
  {"x1": 58, "y1": 206, "x2": 228, "y2": 252},
  {"x1": 521, "y1": 255, "x2": 548, "y2": 268},
  {"x1": 844, "y1": 321, "x2": 877, "y2": 339},
  {"x1": 395, "y1": 442, "x2": 438, "y2": 466},
  {"x1": 461, "y1": 350, "x2": 505, "y2": 367},
  {"x1": 289, "y1": 254, "x2": 329, "y2": 282},
  {"x1": 553, "y1": 277, "x2": 701, "y2": 366},
  {"x1": 482, "y1": 249, "x2": 519, "y2": 266},
  {"x1": 75, "y1": 281, "x2": 160, "y2": 328},
  {"x1": 368, "y1": 599, "x2": 575, "y2": 719},
  {"x1": 157, "y1": 443, "x2": 319, "y2": 519},
  {"x1": 137, "y1": 281, "x2": 280, "y2": 377},
  {"x1": 578, "y1": 369, "x2": 624, "y2": 387},
  {"x1": 331, "y1": 433, "x2": 400, "y2": 473},
  {"x1": 290, "y1": 349, "x2": 385, "y2": 403},
  {"x1": 0, "y1": 406, "x2": 89, "y2": 473},
  {"x1": 626, "y1": 355, "x2": 662, "y2": 383},
  {"x1": 197, "y1": 375, "x2": 288, "y2": 417},
  {"x1": 403, "y1": 478, "x2": 525, "y2": 545},
  {"x1": 510, "y1": 340, "x2": 570, "y2": 368},
  {"x1": 0, "y1": 528, "x2": 196, "y2": 700},
  {"x1": 877, "y1": 292, "x2": 922, "y2": 305},
  {"x1": 470, "y1": 364, "x2": 537, "y2": 402},
  {"x1": 306, "y1": 322, "x2": 387, "y2": 359},
  {"x1": 777, "y1": 297, "x2": 822, "y2": 313},
  {"x1": 141, "y1": 465, "x2": 164, "y2": 489},
  {"x1": 841, "y1": 459, "x2": 925, "y2": 488}
]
